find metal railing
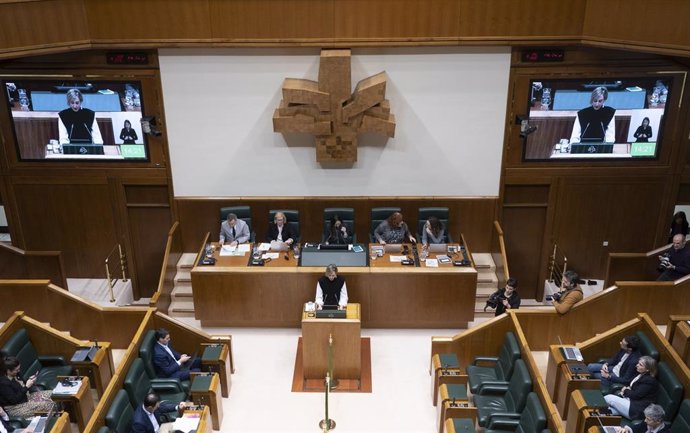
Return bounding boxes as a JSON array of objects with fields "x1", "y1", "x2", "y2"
[
  {"x1": 548, "y1": 243, "x2": 568, "y2": 289},
  {"x1": 104, "y1": 243, "x2": 128, "y2": 302}
]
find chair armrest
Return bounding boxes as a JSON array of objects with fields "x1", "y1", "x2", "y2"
[
  {"x1": 38, "y1": 355, "x2": 67, "y2": 366},
  {"x1": 472, "y1": 356, "x2": 498, "y2": 366},
  {"x1": 476, "y1": 381, "x2": 509, "y2": 394},
  {"x1": 486, "y1": 415, "x2": 521, "y2": 430},
  {"x1": 9, "y1": 416, "x2": 30, "y2": 429},
  {"x1": 150, "y1": 379, "x2": 185, "y2": 393}
]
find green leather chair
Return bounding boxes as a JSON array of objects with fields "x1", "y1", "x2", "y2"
[
  {"x1": 323, "y1": 207, "x2": 355, "y2": 243},
  {"x1": 417, "y1": 207, "x2": 453, "y2": 243},
  {"x1": 467, "y1": 332, "x2": 521, "y2": 393},
  {"x1": 220, "y1": 205, "x2": 254, "y2": 242},
  {"x1": 104, "y1": 390, "x2": 134, "y2": 433},
  {"x1": 474, "y1": 359, "x2": 533, "y2": 427},
  {"x1": 483, "y1": 392, "x2": 547, "y2": 433},
  {"x1": 123, "y1": 358, "x2": 186, "y2": 410},
  {"x1": 138, "y1": 330, "x2": 191, "y2": 394},
  {"x1": 656, "y1": 362, "x2": 684, "y2": 422},
  {"x1": 636, "y1": 331, "x2": 660, "y2": 360},
  {"x1": 669, "y1": 399, "x2": 690, "y2": 433},
  {"x1": 1, "y1": 328, "x2": 72, "y2": 390},
  {"x1": 370, "y1": 207, "x2": 401, "y2": 242}
]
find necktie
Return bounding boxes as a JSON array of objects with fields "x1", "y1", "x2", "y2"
[{"x1": 232, "y1": 227, "x2": 236, "y2": 239}]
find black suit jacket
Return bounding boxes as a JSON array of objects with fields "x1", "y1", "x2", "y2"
[
  {"x1": 606, "y1": 350, "x2": 641, "y2": 385},
  {"x1": 623, "y1": 373, "x2": 659, "y2": 420},
  {"x1": 0, "y1": 376, "x2": 28, "y2": 407},
  {"x1": 131, "y1": 402, "x2": 178, "y2": 433},
  {"x1": 265, "y1": 223, "x2": 295, "y2": 243}
]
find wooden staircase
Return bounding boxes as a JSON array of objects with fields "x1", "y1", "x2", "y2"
[
  {"x1": 472, "y1": 253, "x2": 499, "y2": 320},
  {"x1": 168, "y1": 253, "x2": 196, "y2": 318}
]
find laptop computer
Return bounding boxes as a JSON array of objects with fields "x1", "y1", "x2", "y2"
[
  {"x1": 427, "y1": 243, "x2": 448, "y2": 253},
  {"x1": 384, "y1": 244, "x2": 403, "y2": 253},
  {"x1": 27, "y1": 403, "x2": 55, "y2": 433},
  {"x1": 560, "y1": 346, "x2": 584, "y2": 362}
]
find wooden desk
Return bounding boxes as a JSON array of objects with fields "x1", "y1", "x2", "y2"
[
  {"x1": 177, "y1": 406, "x2": 212, "y2": 433},
  {"x1": 555, "y1": 363, "x2": 600, "y2": 419},
  {"x1": 437, "y1": 396, "x2": 475, "y2": 433},
  {"x1": 671, "y1": 320, "x2": 690, "y2": 368},
  {"x1": 51, "y1": 377, "x2": 94, "y2": 432},
  {"x1": 71, "y1": 343, "x2": 113, "y2": 398},
  {"x1": 201, "y1": 343, "x2": 232, "y2": 398},
  {"x1": 302, "y1": 303, "x2": 361, "y2": 380},
  {"x1": 190, "y1": 373, "x2": 223, "y2": 431},
  {"x1": 546, "y1": 345, "x2": 583, "y2": 401},
  {"x1": 444, "y1": 416, "x2": 477, "y2": 433},
  {"x1": 566, "y1": 390, "x2": 620, "y2": 433},
  {"x1": 49, "y1": 412, "x2": 71, "y2": 433},
  {"x1": 192, "y1": 243, "x2": 477, "y2": 328},
  {"x1": 430, "y1": 353, "x2": 465, "y2": 406}
]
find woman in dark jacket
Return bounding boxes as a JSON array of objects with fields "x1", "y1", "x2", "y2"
[{"x1": 603, "y1": 356, "x2": 659, "y2": 420}]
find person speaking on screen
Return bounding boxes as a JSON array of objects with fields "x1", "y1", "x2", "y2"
[
  {"x1": 569, "y1": 86, "x2": 616, "y2": 144},
  {"x1": 58, "y1": 88, "x2": 103, "y2": 145},
  {"x1": 315, "y1": 264, "x2": 348, "y2": 310}
]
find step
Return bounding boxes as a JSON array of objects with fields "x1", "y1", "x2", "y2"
[
  {"x1": 471, "y1": 253, "x2": 496, "y2": 270},
  {"x1": 171, "y1": 284, "x2": 193, "y2": 302},
  {"x1": 476, "y1": 286, "x2": 497, "y2": 296},
  {"x1": 477, "y1": 272, "x2": 498, "y2": 285},
  {"x1": 177, "y1": 253, "x2": 197, "y2": 270},
  {"x1": 168, "y1": 300, "x2": 196, "y2": 318},
  {"x1": 174, "y1": 271, "x2": 191, "y2": 284}
]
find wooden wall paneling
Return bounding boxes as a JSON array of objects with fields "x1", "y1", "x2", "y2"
[
  {"x1": 334, "y1": 0, "x2": 460, "y2": 40},
  {"x1": 211, "y1": 0, "x2": 335, "y2": 41},
  {"x1": 582, "y1": 0, "x2": 690, "y2": 55},
  {"x1": 11, "y1": 180, "x2": 118, "y2": 277},
  {"x1": 457, "y1": 0, "x2": 585, "y2": 39},
  {"x1": 85, "y1": 0, "x2": 213, "y2": 42},
  {"x1": 0, "y1": 0, "x2": 89, "y2": 57},
  {"x1": 502, "y1": 206, "x2": 547, "y2": 300}
]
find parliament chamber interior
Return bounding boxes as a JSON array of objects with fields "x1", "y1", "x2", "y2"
[{"x1": 0, "y1": 1, "x2": 690, "y2": 432}]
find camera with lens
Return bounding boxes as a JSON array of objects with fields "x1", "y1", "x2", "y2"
[
  {"x1": 484, "y1": 290, "x2": 505, "y2": 311},
  {"x1": 551, "y1": 292, "x2": 562, "y2": 302}
]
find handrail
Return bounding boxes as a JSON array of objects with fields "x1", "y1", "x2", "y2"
[
  {"x1": 548, "y1": 243, "x2": 568, "y2": 289},
  {"x1": 150, "y1": 221, "x2": 181, "y2": 313},
  {"x1": 104, "y1": 243, "x2": 128, "y2": 302},
  {"x1": 0, "y1": 243, "x2": 67, "y2": 289},
  {"x1": 604, "y1": 241, "x2": 673, "y2": 286},
  {"x1": 493, "y1": 220, "x2": 510, "y2": 281}
]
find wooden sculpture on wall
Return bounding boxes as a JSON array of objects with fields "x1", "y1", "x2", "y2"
[{"x1": 273, "y1": 49, "x2": 396, "y2": 163}]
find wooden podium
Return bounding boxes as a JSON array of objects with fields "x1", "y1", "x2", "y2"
[{"x1": 301, "y1": 303, "x2": 361, "y2": 380}]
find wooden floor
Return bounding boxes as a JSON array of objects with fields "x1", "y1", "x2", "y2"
[{"x1": 291, "y1": 337, "x2": 372, "y2": 393}]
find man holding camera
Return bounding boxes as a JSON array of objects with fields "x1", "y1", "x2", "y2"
[
  {"x1": 657, "y1": 233, "x2": 690, "y2": 281},
  {"x1": 484, "y1": 278, "x2": 521, "y2": 316},
  {"x1": 553, "y1": 270, "x2": 583, "y2": 314}
]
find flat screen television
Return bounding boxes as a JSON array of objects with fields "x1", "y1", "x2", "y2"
[
  {"x1": 522, "y1": 76, "x2": 673, "y2": 161},
  {"x1": 3, "y1": 79, "x2": 149, "y2": 161}
]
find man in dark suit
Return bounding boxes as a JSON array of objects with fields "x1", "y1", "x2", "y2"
[
  {"x1": 614, "y1": 404, "x2": 669, "y2": 433},
  {"x1": 586, "y1": 335, "x2": 641, "y2": 392},
  {"x1": 131, "y1": 392, "x2": 190, "y2": 433},
  {"x1": 152, "y1": 328, "x2": 201, "y2": 381},
  {"x1": 265, "y1": 211, "x2": 295, "y2": 246}
]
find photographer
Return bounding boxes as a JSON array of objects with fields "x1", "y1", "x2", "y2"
[
  {"x1": 657, "y1": 234, "x2": 690, "y2": 281},
  {"x1": 553, "y1": 270, "x2": 583, "y2": 314},
  {"x1": 484, "y1": 278, "x2": 521, "y2": 316}
]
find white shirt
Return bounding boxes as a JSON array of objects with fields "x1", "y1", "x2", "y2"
[
  {"x1": 144, "y1": 405, "x2": 160, "y2": 431},
  {"x1": 158, "y1": 342, "x2": 181, "y2": 366},
  {"x1": 277, "y1": 225, "x2": 284, "y2": 242},
  {"x1": 612, "y1": 352, "x2": 629, "y2": 377},
  {"x1": 315, "y1": 281, "x2": 348, "y2": 308}
]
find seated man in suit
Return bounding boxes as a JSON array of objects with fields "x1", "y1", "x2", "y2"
[
  {"x1": 132, "y1": 392, "x2": 192, "y2": 433},
  {"x1": 219, "y1": 212, "x2": 250, "y2": 247},
  {"x1": 613, "y1": 404, "x2": 669, "y2": 433},
  {"x1": 265, "y1": 212, "x2": 295, "y2": 247},
  {"x1": 586, "y1": 335, "x2": 641, "y2": 393},
  {"x1": 153, "y1": 328, "x2": 201, "y2": 380}
]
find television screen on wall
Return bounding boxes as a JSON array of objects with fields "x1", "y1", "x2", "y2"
[
  {"x1": 522, "y1": 76, "x2": 673, "y2": 161},
  {"x1": 3, "y1": 79, "x2": 149, "y2": 161}
]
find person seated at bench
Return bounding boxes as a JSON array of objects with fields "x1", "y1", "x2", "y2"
[
  {"x1": 587, "y1": 335, "x2": 641, "y2": 393},
  {"x1": 613, "y1": 403, "x2": 669, "y2": 433},
  {"x1": 132, "y1": 392, "x2": 192, "y2": 433},
  {"x1": 604, "y1": 356, "x2": 659, "y2": 421},
  {"x1": 153, "y1": 329, "x2": 201, "y2": 381},
  {"x1": 0, "y1": 357, "x2": 53, "y2": 418},
  {"x1": 374, "y1": 212, "x2": 416, "y2": 245}
]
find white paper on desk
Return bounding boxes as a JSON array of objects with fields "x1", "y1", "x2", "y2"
[
  {"x1": 53, "y1": 379, "x2": 81, "y2": 395},
  {"x1": 172, "y1": 415, "x2": 200, "y2": 433},
  {"x1": 425, "y1": 259, "x2": 439, "y2": 267},
  {"x1": 262, "y1": 252, "x2": 279, "y2": 260},
  {"x1": 219, "y1": 244, "x2": 250, "y2": 256},
  {"x1": 389, "y1": 255, "x2": 407, "y2": 262},
  {"x1": 257, "y1": 243, "x2": 271, "y2": 251}
]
